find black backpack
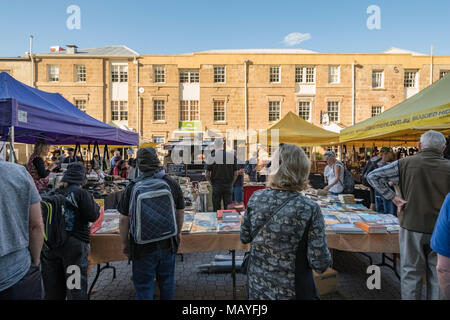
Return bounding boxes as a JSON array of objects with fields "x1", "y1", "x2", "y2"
[
  {"x1": 337, "y1": 162, "x2": 355, "y2": 194},
  {"x1": 361, "y1": 158, "x2": 382, "y2": 187},
  {"x1": 40, "y1": 189, "x2": 78, "y2": 250}
]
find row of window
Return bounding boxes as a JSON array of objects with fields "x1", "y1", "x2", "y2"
[
  {"x1": 74, "y1": 97, "x2": 386, "y2": 123},
  {"x1": 150, "y1": 100, "x2": 385, "y2": 123},
  {"x1": 44, "y1": 64, "x2": 450, "y2": 87},
  {"x1": 153, "y1": 66, "x2": 450, "y2": 86},
  {"x1": 46, "y1": 64, "x2": 128, "y2": 83}
]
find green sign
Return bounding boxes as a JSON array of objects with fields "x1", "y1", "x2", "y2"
[{"x1": 179, "y1": 121, "x2": 201, "y2": 131}]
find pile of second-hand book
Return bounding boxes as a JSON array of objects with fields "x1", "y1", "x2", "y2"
[
  {"x1": 94, "y1": 209, "x2": 120, "y2": 234},
  {"x1": 181, "y1": 209, "x2": 243, "y2": 234},
  {"x1": 304, "y1": 193, "x2": 400, "y2": 234}
]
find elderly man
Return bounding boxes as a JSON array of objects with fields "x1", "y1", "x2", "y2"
[{"x1": 367, "y1": 130, "x2": 450, "y2": 300}]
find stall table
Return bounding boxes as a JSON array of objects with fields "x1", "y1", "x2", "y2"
[{"x1": 88, "y1": 231, "x2": 399, "y2": 299}]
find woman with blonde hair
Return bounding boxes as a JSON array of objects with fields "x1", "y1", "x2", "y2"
[
  {"x1": 27, "y1": 141, "x2": 56, "y2": 193},
  {"x1": 240, "y1": 143, "x2": 331, "y2": 300}
]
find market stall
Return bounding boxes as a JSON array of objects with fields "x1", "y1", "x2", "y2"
[
  {"x1": 259, "y1": 111, "x2": 340, "y2": 147},
  {"x1": 88, "y1": 185, "x2": 401, "y2": 299},
  {"x1": 0, "y1": 72, "x2": 138, "y2": 148},
  {"x1": 339, "y1": 74, "x2": 450, "y2": 146}
]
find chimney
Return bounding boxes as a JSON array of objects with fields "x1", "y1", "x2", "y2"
[
  {"x1": 66, "y1": 45, "x2": 78, "y2": 54},
  {"x1": 50, "y1": 46, "x2": 65, "y2": 53}
]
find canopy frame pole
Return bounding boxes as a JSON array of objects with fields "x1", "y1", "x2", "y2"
[{"x1": 9, "y1": 126, "x2": 15, "y2": 163}]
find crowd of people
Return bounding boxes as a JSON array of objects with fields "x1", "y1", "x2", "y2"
[{"x1": 0, "y1": 130, "x2": 449, "y2": 300}]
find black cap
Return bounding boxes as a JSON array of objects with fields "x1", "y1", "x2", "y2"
[
  {"x1": 137, "y1": 147, "x2": 161, "y2": 172},
  {"x1": 61, "y1": 162, "x2": 86, "y2": 185}
]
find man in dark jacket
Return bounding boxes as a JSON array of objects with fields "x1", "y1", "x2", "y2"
[
  {"x1": 368, "y1": 130, "x2": 450, "y2": 300},
  {"x1": 205, "y1": 138, "x2": 238, "y2": 211},
  {"x1": 40, "y1": 163, "x2": 100, "y2": 300}
]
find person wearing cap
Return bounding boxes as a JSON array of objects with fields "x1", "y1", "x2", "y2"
[
  {"x1": 40, "y1": 163, "x2": 100, "y2": 300},
  {"x1": 63, "y1": 148, "x2": 82, "y2": 164},
  {"x1": 117, "y1": 147, "x2": 185, "y2": 300}
]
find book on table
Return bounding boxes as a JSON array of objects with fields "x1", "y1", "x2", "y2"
[
  {"x1": 217, "y1": 209, "x2": 238, "y2": 220},
  {"x1": 190, "y1": 212, "x2": 218, "y2": 233},
  {"x1": 217, "y1": 222, "x2": 241, "y2": 233},
  {"x1": 331, "y1": 223, "x2": 366, "y2": 234},
  {"x1": 354, "y1": 221, "x2": 388, "y2": 234},
  {"x1": 222, "y1": 211, "x2": 241, "y2": 223},
  {"x1": 323, "y1": 214, "x2": 340, "y2": 225},
  {"x1": 358, "y1": 213, "x2": 384, "y2": 223}
]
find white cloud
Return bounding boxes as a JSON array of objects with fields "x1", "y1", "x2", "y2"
[{"x1": 283, "y1": 32, "x2": 311, "y2": 46}]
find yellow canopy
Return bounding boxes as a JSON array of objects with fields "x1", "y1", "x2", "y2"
[
  {"x1": 139, "y1": 142, "x2": 161, "y2": 148},
  {"x1": 340, "y1": 74, "x2": 450, "y2": 146},
  {"x1": 259, "y1": 111, "x2": 340, "y2": 147}
]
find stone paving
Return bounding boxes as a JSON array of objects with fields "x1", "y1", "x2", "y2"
[{"x1": 88, "y1": 250, "x2": 405, "y2": 300}]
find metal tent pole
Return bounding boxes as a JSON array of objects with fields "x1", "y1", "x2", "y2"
[{"x1": 9, "y1": 126, "x2": 15, "y2": 163}]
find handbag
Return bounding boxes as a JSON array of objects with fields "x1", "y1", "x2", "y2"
[
  {"x1": 241, "y1": 193, "x2": 298, "y2": 275},
  {"x1": 294, "y1": 214, "x2": 320, "y2": 300}
]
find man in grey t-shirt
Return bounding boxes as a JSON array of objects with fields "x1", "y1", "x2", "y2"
[{"x1": 0, "y1": 161, "x2": 44, "y2": 300}]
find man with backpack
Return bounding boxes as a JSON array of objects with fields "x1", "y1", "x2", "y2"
[
  {"x1": 40, "y1": 162, "x2": 100, "y2": 300},
  {"x1": 118, "y1": 147, "x2": 185, "y2": 300},
  {"x1": 0, "y1": 161, "x2": 44, "y2": 300}
]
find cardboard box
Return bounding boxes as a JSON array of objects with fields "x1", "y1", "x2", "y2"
[{"x1": 314, "y1": 268, "x2": 338, "y2": 296}]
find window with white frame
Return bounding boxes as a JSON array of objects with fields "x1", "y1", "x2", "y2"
[
  {"x1": 111, "y1": 65, "x2": 128, "y2": 83},
  {"x1": 328, "y1": 66, "x2": 340, "y2": 84},
  {"x1": 153, "y1": 100, "x2": 165, "y2": 121},
  {"x1": 298, "y1": 101, "x2": 311, "y2": 121},
  {"x1": 180, "y1": 100, "x2": 200, "y2": 121},
  {"x1": 74, "y1": 65, "x2": 86, "y2": 82},
  {"x1": 213, "y1": 100, "x2": 225, "y2": 122},
  {"x1": 440, "y1": 70, "x2": 449, "y2": 79},
  {"x1": 154, "y1": 66, "x2": 165, "y2": 83},
  {"x1": 48, "y1": 65, "x2": 59, "y2": 82},
  {"x1": 327, "y1": 101, "x2": 339, "y2": 122},
  {"x1": 269, "y1": 101, "x2": 281, "y2": 122},
  {"x1": 214, "y1": 66, "x2": 225, "y2": 83},
  {"x1": 404, "y1": 70, "x2": 417, "y2": 88},
  {"x1": 372, "y1": 70, "x2": 384, "y2": 88},
  {"x1": 269, "y1": 66, "x2": 281, "y2": 83},
  {"x1": 111, "y1": 101, "x2": 128, "y2": 121},
  {"x1": 372, "y1": 106, "x2": 383, "y2": 117},
  {"x1": 153, "y1": 136, "x2": 165, "y2": 143},
  {"x1": 180, "y1": 70, "x2": 199, "y2": 83},
  {"x1": 75, "y1": 99, "x2": 87, "y2": 112},
  {"x1": 295, "y1": 66, "x2": 315, "y2": 83}
]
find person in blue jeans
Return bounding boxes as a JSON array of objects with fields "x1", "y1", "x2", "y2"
[
  {"x1": 233, "y1": 163, "x2": 245, "y2": 205},
  {"x1": 118, "y1": 147, "x2": 185, "y2": 300},
  {"x1": 374, "y1": 148, "x2": 397, "y2": 215}
]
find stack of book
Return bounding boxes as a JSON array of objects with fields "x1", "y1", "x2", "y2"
[
  {"x1": 181, "y1": 212, "x2": 195, "y2": 233},
  {"x1": 338, "y1": 194, "x2": 355, "y2": 204},
  {"x1": 354, "y1": 221, "x2": 388, "y2": 234},
  {"x1": 331, "y1": 223, "x2": 365, "y2": 234}
]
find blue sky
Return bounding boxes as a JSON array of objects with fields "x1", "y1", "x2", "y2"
[{"x1": 1, "y1": 0, "x2": 449, "y2": 56}]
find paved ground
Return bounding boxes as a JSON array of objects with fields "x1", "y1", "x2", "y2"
[{"x1": 88, "y1": 250, "x2": 405, "y2": 300}]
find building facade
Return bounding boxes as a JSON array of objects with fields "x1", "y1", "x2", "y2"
[{"x1": 2, "y1": 46, "x2": 450, "y2": 148}]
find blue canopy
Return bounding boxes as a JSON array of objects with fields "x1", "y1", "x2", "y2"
[{"x1": 0, "y1": 72, "x2": 139, "y2": 145}]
